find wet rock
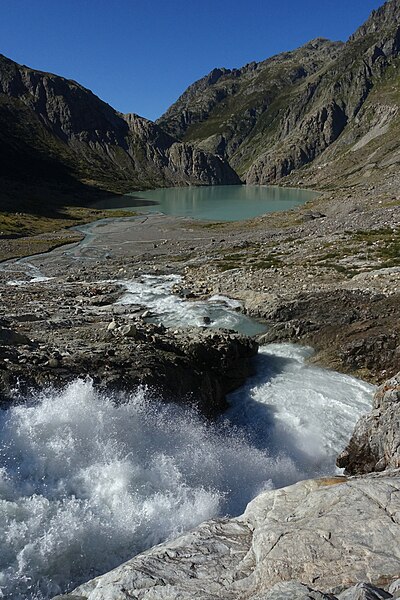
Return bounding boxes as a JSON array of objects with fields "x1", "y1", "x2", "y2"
[
  {"x1": 254, "y1": 289, "x2": 400, "y2": 382},
  {"x1": 337, "y1": 372, "x2": 400, "y2": 474},
  {"x1": 0, "y1": 321, "x2": 257, "y2": 417}
]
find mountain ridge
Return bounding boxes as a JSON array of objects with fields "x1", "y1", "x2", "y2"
[
  {"x1": 0, "y1": 53, "x2": 239, "y2": 213},
  {"x1": 158, "y1": 0, "x2": 400, "y2": 189}
]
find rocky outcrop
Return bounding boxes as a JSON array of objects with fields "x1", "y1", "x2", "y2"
[
  {"x1": 54, "y1": 472, "x2": 400, "y2": 600},
  {"x1": 255, "y1": 289, "x2": 400, "y2": 382},
  {"x1": 0, "y1": 54, "x2": 239, "y2": 211},
  {"x1": 337, "y1": 372, "x2": 400, "y2": 474},
  {"x1": 0, "y1": 314, "x2": 257, "y2": 417}
]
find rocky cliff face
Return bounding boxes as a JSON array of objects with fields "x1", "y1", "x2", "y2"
[
  {"x1": 157, "y1": 39, "x2": 344, "y2": 178},
  {"x1": 158, "y1": 0, "x2": 400, "y2": 189},
  {"x1": 0, "y1": 54, "x2": 239, "y2": 210}
]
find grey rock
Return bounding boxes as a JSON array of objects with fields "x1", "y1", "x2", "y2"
[
  {"x1": 106, "y1": 320, "x2": 117, "y2": 331},
  {"x1": 253, "y1": 581, "x2": 335, "y2": 600},
  {"x1": 337, "y1": 372, "x2": 400, "y2": 474},
  {"x1": 120, "y1": 323, "x2": 137, "y2": 338},
  {"x1": 337, "y1": 583, "x2": 392, "y2": 600},
  {"x1": 389, "y1": 580, "x2": 400, "y2": 598},
  {"x1": 58, "y1": 472, "x2": 400, "y2": 600}
]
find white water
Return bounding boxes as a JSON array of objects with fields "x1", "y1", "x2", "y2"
[
  {"x1": 0, "y1": 346, "x2": 373, "y2": 600},
  {"x1": 0, "y1": 274, "x2": 374, "y2": 599},
  {"x1": 118, "y1": 274, "x2": 266, "y2": 336}
]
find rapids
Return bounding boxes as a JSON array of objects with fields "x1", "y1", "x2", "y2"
[
  {"x1": 0, "y1": 345, "x2": 373, "y2": 599},
  {"x1": 0, "y1": 274, "x2": 374, "y2": 599}
]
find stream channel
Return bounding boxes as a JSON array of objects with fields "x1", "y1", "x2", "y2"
[{"x1": 0, "y1": 191, "x2": 373, "y2": 599}]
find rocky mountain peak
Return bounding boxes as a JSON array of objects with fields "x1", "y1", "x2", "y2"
[
  {"x1": 350, "y1": 0, "x2": 400, "y2": 41},
  {"x1": 158, "y1": 0, "x2": 400, "y2": 188},
  {"x1": 0, "y1": 54, "x2": 240, "y2": 208}
]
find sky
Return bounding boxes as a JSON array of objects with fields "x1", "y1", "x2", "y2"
[{"x1": 0, "y1": 0, "x2": 384, "y2": 121}]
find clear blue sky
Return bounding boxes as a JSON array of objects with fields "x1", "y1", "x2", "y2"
[{"x1": 0, "y1": 0, "x2": 384, "y2": 121}]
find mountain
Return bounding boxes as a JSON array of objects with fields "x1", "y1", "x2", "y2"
[
  {"x1": 0, "y1": 55, "x2": 239, "y2": 212},
  {"x1": 157, "y1": 0, "x2": 400, "y2": 189},
  {"x1": 2, "y1": 0, "x2": 400, "y2": 215}
]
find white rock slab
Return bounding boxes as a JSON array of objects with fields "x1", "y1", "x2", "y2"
[{"x1": 58, "y1": 472, "x2": 400, "y2": 600}]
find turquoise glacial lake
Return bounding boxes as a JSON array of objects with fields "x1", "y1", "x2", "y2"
[{"x1": 94, "y1": 185, "x2": 318, "y2": 222}]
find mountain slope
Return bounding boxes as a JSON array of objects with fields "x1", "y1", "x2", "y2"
[
  {"x1": 157, "y1": 38, "x2": 344, "y2": 177},
  {"x1": 0, "y1": 54, "x2": 239, "y2": 212},
  {"x1": 158, "y1": 0, "x2": 400, "y2": 189}
]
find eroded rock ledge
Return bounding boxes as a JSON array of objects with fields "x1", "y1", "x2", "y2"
[
  {"x1": 54, "y1": 471, "x2": 400, "y2": 600},
  {"x1": 0, "y1": 317, "x2": 257, "y2": 417}
]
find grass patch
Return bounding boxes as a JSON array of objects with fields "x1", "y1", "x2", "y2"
[
  {"x1": 0, "y1": 207, "x2": 137, "y2": 261},
  {"x1": 0, "y1": 207, "x2": 136, "y2": 239},
  {"x1": 352, "y1": 227, "x2": 400, "y2": 267}
]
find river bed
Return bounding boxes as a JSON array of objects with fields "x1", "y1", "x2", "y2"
[{"x1": 0, "y1": 271, "x2": 373, "y2": 600}]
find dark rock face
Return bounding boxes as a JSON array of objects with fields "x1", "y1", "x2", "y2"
[
  {"x1": 257, "y1": 289, "x2": 400, "y2": 382},
  {"x1": 0, "y1": 54, "x2": 240, "y2": 209},
  {"x1": 158, "y1": 1, "x2": 400, "y2": 187},
  {"x1": 337, "y1": 371, "x2": 400, "y2": 474},
  {"x1": 0, "y1": 317, "x2": 258, "y2": 418}
]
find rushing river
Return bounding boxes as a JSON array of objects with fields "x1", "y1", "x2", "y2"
[
  {"x1": 0, "y1": 274, "x2": 374, "y2": 600},
  {"x1": 92, "y1": 185, "x2": 318, "y2": 221}
]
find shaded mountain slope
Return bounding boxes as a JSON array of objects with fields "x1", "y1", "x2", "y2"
[{"x1": 0, "y1": 54, "x2": 239, "y2": 212}]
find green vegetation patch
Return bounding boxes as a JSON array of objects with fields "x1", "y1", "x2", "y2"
[
  {"x1": 0, "y1": 206, "x2": 136, "y2": 262},
  {"x1": 352, "y1": 228, "x2": 400, "y2": 267}
]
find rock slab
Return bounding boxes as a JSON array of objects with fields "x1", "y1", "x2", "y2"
[{"x1": 55, "y1": 472, "x2": 400, "y2": 600}]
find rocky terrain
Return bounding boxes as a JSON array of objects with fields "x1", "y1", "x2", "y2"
[
  {"x1": 158, "y1": 0, "x2": 400, "y2": 190},
  {"x1": 2, "y1": 176, "x2": 400, "y2": 600},
  {"x1": 0, "y1": 278, "x2": 257, "y2": 417},
  {"x1": 1, "y1": 2, "x2": 400, "y2": 599}
]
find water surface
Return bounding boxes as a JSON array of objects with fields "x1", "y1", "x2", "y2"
[
  {"x1": 0, "y1": 346, "x2": 372, "y2": 600},
  {"x1": 93, "y1": 185, "x2": 317, "y2": 221}
]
